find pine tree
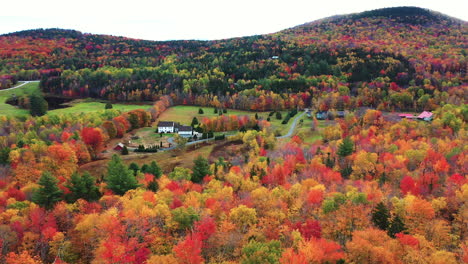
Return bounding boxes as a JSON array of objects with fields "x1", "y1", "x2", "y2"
[
  {"x1": 198, "y1": 108, "x2": 204, "y2": 114},
  {"x1": 191, "y1": 117, "x2": 199, "y2": 127},
  {"x1": 148, "y1": 161, "x2": 162, "y2": 178},
  {"x1": 32, "y1": 172, "x2": 63, "y2": 209},
  {"x1": 371, "y1": 202, "x2": 390, "y2": 230},
  {"x1": 128, "y1": 162, "x2": 139, "y2": 176},
  {"x1": 29, "y1": 93, "x2": 48, "y2": 116},
  {"x1": 191, "y1": 155, "x2": 211, "y2": 183},
  {"x1": 0, "y1": 147, "x2": 10, "y2": 165},
  {"x1": 121, "y1": 146, "x2": 129, "y2": 155},
  {"x1": 337, "y1": 137, "x2": 354, "y2": 157},
  {"x1": 214, "y1": 108, "x2": 218, "y2": 114},
  {"x1": 276, "y1": 112, "x2": 282, "y2": 120},
  {"x1": 105, "y1": 154, "x2": 140, "y2": 195},
  {"x1": 147, "y1": 180, "x2": 159, "y2": 192},
  {"x1": 65, "y1": 172, "x2": 101, "y2": 203},
  {"x1": 388, "y1": 215, "x2": 406, "y2": 238}
]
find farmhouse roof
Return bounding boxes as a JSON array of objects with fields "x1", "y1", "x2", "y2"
[
  {"x1": 418, "y1": 111, "x2": 433, "y2": 119},
  {"x1": 158, "y1": 121, "x2": 175, "y2": 127},
  {"x1": 178, "y1": 125, "x2": 193, "y2": 132}
]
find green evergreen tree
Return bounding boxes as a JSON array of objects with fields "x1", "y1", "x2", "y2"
[
  {"x1": 214, "y1": 108, "x2": 218, "y2": 114},
  {"x1": 337, "y1": 137, "x2": 354, "y2": 157},
  {"x1": 32, "y1": 172, "x2": 63, "y2": 209},
  {"x1": 388, "y1": 214, "x2": 406, "y2": 238},
  {"x1": 147, "y1": 180, "x2": 159, "y2": 192},
  {"x1": 198, "y1": 108, "x2": 204, "y2": 114},
  {"x1": 223, "y1": 108, "x2": 227, "y2": 113},
  {"x1": 121, "y1": 146, "x2": 129, "y2": 155},
  {"x1": 128, "y1": 162, "x2": 139, "y2": 176},
  {"x1": 255, "y1": 113, "x2": 259, "y2": 120},
  {"x1": 0, "y1": 147, "x2": 10, "y2": 165},
  {"x1": 371, "y1": 202, "x2": 390, "y2": 230},
  {"x1": 105, "y1": 154, "x2": 140, "y2": 195},
  {"x1": 275, "y1": 112, "x2": 282, "y2": 120},
  {"x1": 191, "y1": 117, "x2": 199, "y2": 127},
  {"x1": 340, "y1": 166, "x2": 353, "y2": 179},
  {"x1": 325, "y1": 152, "x2": 335, "y2": 168},
  {"x1": 65, "y1": 172, "x2": 101, "y2": 203},
  {"x1": 29, "y1": 93, "x2": 48, "y2": 116},
  {"x1": 191, "y1": 155, "x2": 211, "y2": 183},
  {"x1": 105, "y1": 102, "x2": 113, "y2": 109},
  {"x1": 141, "y1": 164, "x2": 149, "y2": 173},
  {"x1": 148, "y1": 161, "x2": 162, "y2": 178}
]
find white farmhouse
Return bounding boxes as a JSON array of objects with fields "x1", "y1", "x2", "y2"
[
  {"x1": 157, "y1": 121, "x2": 176, "y2": 133},
  {"x1": 177, "y1": 125, "x2": 193, "y2": 137}
]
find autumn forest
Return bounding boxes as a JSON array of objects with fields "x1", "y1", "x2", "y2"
[{"x1": 0, "y1": 6, "x2": 466, "y2": 264}]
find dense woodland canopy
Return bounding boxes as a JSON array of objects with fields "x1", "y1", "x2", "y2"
[{"x1": 0, "y1": 6, "x2": 467, "y2": 264}]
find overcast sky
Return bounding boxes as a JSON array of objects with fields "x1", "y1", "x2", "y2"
[{"x1": 1, "y1": 0, "x2": 466, "y2": 41}]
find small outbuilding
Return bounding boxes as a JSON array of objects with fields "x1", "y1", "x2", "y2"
[
  {"x1": 114, "y1": 143, "x2": 125, "y2": 151},
  {"x1": 177, "y1": 125, "x2": 193, "y2": 137}
]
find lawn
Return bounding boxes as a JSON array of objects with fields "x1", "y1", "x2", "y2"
[
  {"x1": 48, "y1": 101, "x2": 150, "y2": 115},
  {"x1": 158, "y1": 105, "x2": 267, "y2": 125},
  {"x1": 295, "y1": 117, "x2": 325, "y2": 143},
  {"x1": 158, "y1": 105, "x2": 292, "y2": 135},
  {"x1": 0, "y1": 82, "x2": 150, "y2": 117},
  {"x1": 0, "y1": 82, "x2": 39, "y2": 116}
]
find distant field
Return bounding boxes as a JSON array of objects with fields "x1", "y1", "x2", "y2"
[
  {"x1": 0, "y1": 81, "x2": 149, "y2": 116},
  {"x1": 158, "y1": 105, "x2": 258, "y2": 125},
  {"x1": 158, "y1": 105, "x2": 291, "y2": 132},
  {"x1": 48, "y1": 101, "x2": 150, "y2": 115},
  {"x1": 0, "y1": 82, "x2": 39, "y2": 116}
]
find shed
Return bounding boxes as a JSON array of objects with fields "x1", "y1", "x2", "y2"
[{"x1": 114, "y1": 143, "x2": 125, "y2": 151}]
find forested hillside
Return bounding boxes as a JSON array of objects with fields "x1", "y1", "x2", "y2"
[
  {"x1": 1, "y1": 7, "x2": 466, "y2": 111},
  {"x1": 0, "y1": 6, "x2": 466, "y2": 264}
]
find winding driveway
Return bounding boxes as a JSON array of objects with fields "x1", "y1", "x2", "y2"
[
  {"x1": 161, "y1": 111, "x2": 306, "y2": 151},
  {"x1": 1, "y1": 80, "x2": 40, "y2": 91},
  {"x1": 276, "y1": 111, "x2": 306, "y2": 139}
]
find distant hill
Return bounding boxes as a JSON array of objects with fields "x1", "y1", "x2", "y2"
[{"x1": 0, "y1": 7, "x2": 466, "y2": 109}]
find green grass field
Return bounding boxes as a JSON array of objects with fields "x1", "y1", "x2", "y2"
[
  {"x1": 48, "y1": 101, "x2": 150, "y2": 115},
  {"x1": 0, "y1": 81, "x2": 149, "y2": 116},
  {"x1": 158, "y1": 106, "x2": 260, "y2": 125},
  {"x1": 159, "y1": 106, "x2": 296, "y2": 136},
  {"x1": 0, "y1": 82, "x2": 39, "y2": 116}
]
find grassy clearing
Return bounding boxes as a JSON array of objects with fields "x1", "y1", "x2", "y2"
[
  {"x1": 158, "y1": 105, "x2": 292, "y2": 135},
  {"x1": 295, "y1": 118, "x2": 325, "y2": 143},
  {"x1": 0, "y1": 82, "x2": 40, "y2": 117},
  {"x1": 158, "y1": 105, "x2": 258, "y2": 125},
  {"x1": 48, "y1": 101, "x2": 150, "y2": 115}
]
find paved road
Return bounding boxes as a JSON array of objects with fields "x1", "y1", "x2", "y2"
[
  {"x1": 0, "y1": 80, "x2": 40, "y2": 92},
  {"x1": 276, "y1": 111, "x2": 306, "y2": 139}
]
